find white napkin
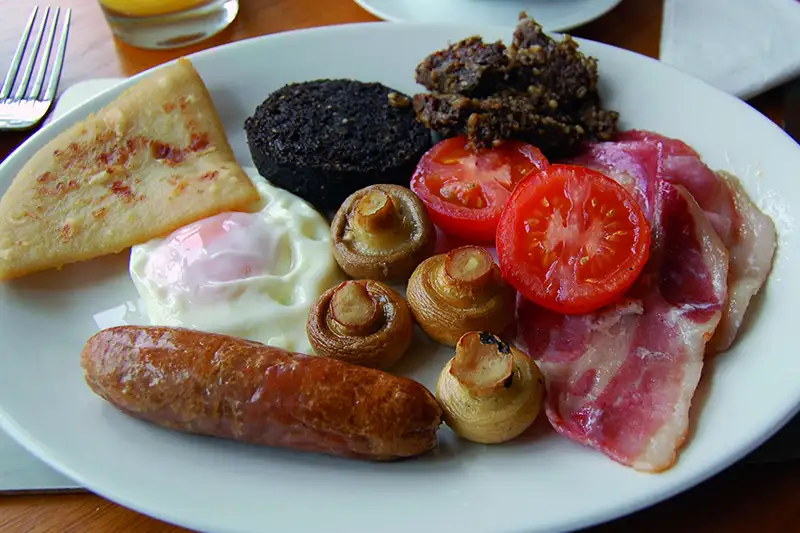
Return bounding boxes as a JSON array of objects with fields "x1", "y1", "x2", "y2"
[{"x1": 659, "y1": 0, "x2": 800, "y2": 100}]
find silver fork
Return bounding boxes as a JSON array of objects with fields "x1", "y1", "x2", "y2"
[{"x1": 0, "y1": 6, "x2": 71, "y2": 131}]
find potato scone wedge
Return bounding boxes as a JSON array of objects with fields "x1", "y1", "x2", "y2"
[{"x1": 0, "y1": 58, "x2": 258, "y2": 281}]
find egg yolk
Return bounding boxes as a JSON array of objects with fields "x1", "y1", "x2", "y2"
[{"x1": 144, "y1": 212, "x2": 291, "y2": 303}]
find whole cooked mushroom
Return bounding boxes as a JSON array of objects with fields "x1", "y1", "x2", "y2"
[
  {"x1": 406, "y1": 245, "x2": 516, "y2": 346},
  {"x1": 436, "y1": 331, "x2": 544, "y2": 444},
  {"x1": 307, "y1": 279, "x2": 415, "y2": 369},
  {"x1": 330, "y1": 184, "x2": 436, "y2": 282}
]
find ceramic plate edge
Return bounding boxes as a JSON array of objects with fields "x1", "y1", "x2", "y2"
[{"x1": 352, "y1": 0, "x2": 625, "y2": 32}]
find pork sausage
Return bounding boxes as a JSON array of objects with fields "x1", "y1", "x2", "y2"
[{"x1": 81, "y1": 326, "x2": 443, "y2": 461}]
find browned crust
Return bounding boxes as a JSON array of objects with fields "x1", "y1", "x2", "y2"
[{"x1": 81, "y1": 326, "x2": 442, "y2": 461}]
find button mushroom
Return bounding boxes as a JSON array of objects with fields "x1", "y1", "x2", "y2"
[
  {"x1": 406, "y1": 245, "x2": 516, "y2": 346},
  {"x1": 306, "y1": 279, "x2": 415, "y2": 369},
  {"x1": 436, "y1": 331, "x2": 544, "y2": 444},
  {"x1": 331, "y1": 184, "x2": 436, "y2": 282}
]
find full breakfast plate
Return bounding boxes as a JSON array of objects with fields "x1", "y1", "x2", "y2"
[{"x1": 0, "y1": 18, "x2": 798, "y2": 533}]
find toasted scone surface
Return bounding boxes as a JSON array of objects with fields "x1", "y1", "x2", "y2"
[{"x1": 0, "y1": 58, "x2": 259, "y2": 280}]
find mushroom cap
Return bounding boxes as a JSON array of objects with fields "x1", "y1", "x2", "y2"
[
  {"x1": 330, "y1": 184, "x2": 436, "y2": 282},
  {"x1": 436, "y1": 333, "x2": 544, "y2": 444},
  {"x1": 307, "y1": 279, "x2": 415, "y2": 369},
  {"x1": 406, "y1": 248, "x2": 516, "y2": 346}
]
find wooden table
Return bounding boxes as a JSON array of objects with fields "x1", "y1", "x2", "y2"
[{"x1": 0, "y1": 0, "x2": 797, "y2": 531}]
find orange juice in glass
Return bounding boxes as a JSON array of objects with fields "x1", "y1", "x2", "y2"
[{"x1": 99, "y1": 0, "x2": 239, "y2": 49}]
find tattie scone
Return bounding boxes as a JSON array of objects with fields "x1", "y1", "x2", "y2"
[{"x1": 0, "y1": 58, "x2": 258, "y2": 281}]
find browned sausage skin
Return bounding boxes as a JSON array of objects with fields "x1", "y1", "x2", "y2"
[{"x1": 81, "y1": 326, "x2": 443, "y2": 461}]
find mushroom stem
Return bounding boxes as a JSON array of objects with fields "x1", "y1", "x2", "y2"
[
  {"x1": 450, "y1": 332, "x2": 515, "y2": 399},
  {"x1": 328, "y1": 281, "x2": 382, "y2": 337},
  {"x1": 435, "y1": 246, "x2": 495, "y2": 305},
  {"x1": 351, "y1": 189, "x2": 406, "y2": 250},
  {"x1": 445, "y1": 246, "x2": 493, "y2": 286}
]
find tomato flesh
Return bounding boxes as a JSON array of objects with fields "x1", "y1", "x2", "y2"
[
  {"x1": 496, "y1": 164, "x2": 651, "y2": 314},
  {"x1": 410, "y1": 136, "x2": 549, "y2": 243}
]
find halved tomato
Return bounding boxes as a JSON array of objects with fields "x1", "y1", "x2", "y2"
[
  {"x1": 496, "y1": 164, "x2": 651, "y2": 315},
  {"x1": 410, "y1": 136, "x2": 549, "y2": 243}
]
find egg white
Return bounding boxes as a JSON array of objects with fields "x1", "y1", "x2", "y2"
[{"x1": 129, "y1": 168, "x2": 344, "y2": 354}]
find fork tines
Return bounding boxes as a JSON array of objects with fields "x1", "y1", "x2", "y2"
[{"x1": 1, "y1": 6, "x2": 72, "y2": 104}]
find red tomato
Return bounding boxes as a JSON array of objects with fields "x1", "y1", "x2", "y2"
[
  {"x1": 496, "y1": 164, "x2": 651, "y2": 315},
  {"x1": 410, "y1": 136, "x2": 549, "y2": 243}
]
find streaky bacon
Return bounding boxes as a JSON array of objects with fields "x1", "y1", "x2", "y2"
[
  {"x1": 711, "y1": 173, "x2": 778, "y2": 352},
  {"x1": 519, "y1": 181, "x2": 729, "y2": 472},
  {"x1": 569, "y1": 131, "x2": 776, "y2": 352},
  {"x1": 567, "y1": 138, "x2": 662, "y2": 218},
  {"x1": 614, "y1": 130, "x2": 739, "y2": 242}
]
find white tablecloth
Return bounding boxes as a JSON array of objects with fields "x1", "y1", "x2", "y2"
[{"x1": 660, "y1": 0, "x2": 800, "y2": 99}]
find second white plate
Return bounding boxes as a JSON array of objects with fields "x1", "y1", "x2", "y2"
[{"x1": 354, "y1": 0, "x2": 623, "y2": 31}]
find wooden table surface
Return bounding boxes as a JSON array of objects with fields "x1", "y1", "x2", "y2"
[{"x1": 0, "y1": 0, "x2": 797, "y2": 532}]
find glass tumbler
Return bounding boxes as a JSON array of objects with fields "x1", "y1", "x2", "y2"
[{"x1": 99, "y1": 0, "x2": 239, "y2": 50}]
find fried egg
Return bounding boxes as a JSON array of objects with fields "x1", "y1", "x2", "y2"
[{"x1": 129, "y1": 168, "x2": 344, "y2": 354}]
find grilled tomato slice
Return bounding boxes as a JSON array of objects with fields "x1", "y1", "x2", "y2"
[
  {"x1": 496, "y1": 164, "x2": 651, "y2": 314},
  {"x1": 410, "y1": 137, "x2": 549, "y2": 243}
]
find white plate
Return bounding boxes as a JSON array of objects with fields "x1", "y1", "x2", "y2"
[
  {"x1": 354, "y1": 0, "x2": 623, "y2": 31},
  {"x1": 0, "y1": 21, "x2": 798, "y2": 533},
  {"x1": 0, "y1": 78, "x2": 123, "y2": 495}
]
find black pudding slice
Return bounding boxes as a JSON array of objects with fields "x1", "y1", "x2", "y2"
[{"x1": 244, "y1": 79, "x2": 433, "y2": 214}]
